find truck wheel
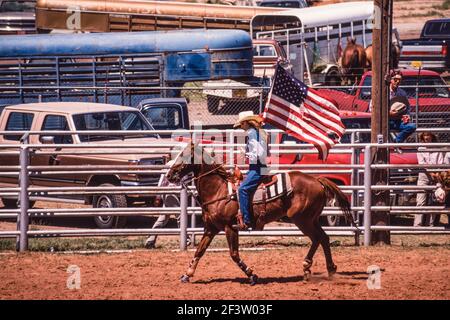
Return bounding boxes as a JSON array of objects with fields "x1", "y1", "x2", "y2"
[
  {"x1": 324, "y1": 197, "x2": 341, "y2": 227},
  {"x1": 1, "y1": 198, "x2": 35, "y2": 209},
  {"x1": 207, "y1": 96, "x2": 220, "y2": 114},
  {"x1": 93, "y1": 183, "x2": 127, "y2": 229}
]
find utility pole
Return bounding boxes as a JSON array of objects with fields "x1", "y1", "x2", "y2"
[{"x1": 370, "y1": 0, "x2": 392, "y2": 244}]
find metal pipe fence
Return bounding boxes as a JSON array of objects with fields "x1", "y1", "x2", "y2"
[{"x1": 0, "y1": 129, "x2": 449, "y2": 251}]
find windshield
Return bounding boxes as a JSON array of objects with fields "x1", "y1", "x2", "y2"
[
  {"x1": 341, "y1": 117, "x2": 371, "y2": 143},
  {"x1": 360, "y1": 75, "x2": 449, "y2": 99},
  {"x1": 423, "y1": 21, "x2": 449, "y2": 37},
  {"x1": 72, "y1": 111, "x2": 157, "y2": 142},
  {"x1": 400, "y1": 77, "x2": 450, "y2": 98},
  {"x1": 0, "y1": 1, "x2": 35, "y2": 12}
]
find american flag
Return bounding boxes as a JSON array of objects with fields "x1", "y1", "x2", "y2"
[{"x1": 263, "y1": 64, "x2": 345, "y2": 160}]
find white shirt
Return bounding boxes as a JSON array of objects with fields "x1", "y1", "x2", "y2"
[{"x1": 417, "y1": 148, "x2": 446, "y2": 169}]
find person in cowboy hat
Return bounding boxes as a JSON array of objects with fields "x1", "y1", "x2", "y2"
[{"x1": 232, "y1": 111, "x2": 268, "y2": 231}]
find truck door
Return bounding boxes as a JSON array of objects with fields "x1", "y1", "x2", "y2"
[
  {"x1": 33, "y1": 114, "x2": 76, "y2": 188},
  {"x1": 352, "y1": 76, "x2": 372, "y2": 112},
  {"x1": 140, "y1": 103, "x2": 188, "y2": 139},
  {"x1": 0, "y1": 111, "x2": 35, "y2": 188}
]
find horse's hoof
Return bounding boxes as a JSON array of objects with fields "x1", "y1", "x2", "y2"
[
  {"x1": 180, "y1": 274, "x2": 190, "y2": 283},
  {"x1": 327, "y1": 264, "x2": 337, "y2": 277},
  {"x1": 303, "y1": 271, "x2": 311, "y2": 282},
  {"x1": 249, "y1": 274, "x2": 258, "y2": 286}
]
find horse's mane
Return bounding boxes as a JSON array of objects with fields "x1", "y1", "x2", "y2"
[{"x1": 193, "y1": 145, "x2": 230, "y2": 181}]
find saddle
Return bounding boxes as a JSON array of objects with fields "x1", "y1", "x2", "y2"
[
  {"x1": 253, "y1": 173, "x2": 292, "y2": 204},
  {"x1": 228, "y1": 171, "x2": 293, "y2": 228}
]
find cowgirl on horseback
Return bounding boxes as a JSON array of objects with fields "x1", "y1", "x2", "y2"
[{"x1": 232, "y1": 111, "x2": 268, "y2": 231}]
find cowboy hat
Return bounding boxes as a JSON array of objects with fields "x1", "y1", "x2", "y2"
[
  {"x1": 389, "y1": 96, "x2": 409, "y2": 115},
  {"x1": 233, "y1": 111, "x2": 263, "y2": 129}
]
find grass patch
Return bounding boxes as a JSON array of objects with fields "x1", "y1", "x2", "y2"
[
  {"x1": 1, "y1": 233, "x2": 449, "y2": 252},
  {"x1": 0, "y1": 239, "x2": 15, "y2": 250},
  {"x1": 403, "y1": 10, "x2": 446, "y2": 18},
  {"x1": 181, "y1": 81, "x2": 206, "y2": 103},
  {"x1": 0, "y1": 237, "x2": 150, "y2": 252},
  {"x1": 432, "y1": 0, "x2": 450, "y2": 10}
]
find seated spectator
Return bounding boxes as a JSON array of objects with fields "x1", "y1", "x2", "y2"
[
  {"x1": 388, "y1": 70, "x2": 416, "y2": 143},
  {"x1": 415, "y1": 132, "x2": 447, "y2": 227}
]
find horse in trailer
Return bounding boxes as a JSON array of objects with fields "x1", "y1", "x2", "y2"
[
  {"x1": 340, "y1": 37, "x2": 367, "y2": 85},
  {"x1": 365, "y1": 43, "x2": 401, "y2": 70},
  {"x1": 166, "y1": 143, "x2": 355, "y2": 285}
]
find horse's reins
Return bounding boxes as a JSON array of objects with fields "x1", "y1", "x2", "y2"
[{"x1": 180, "y1": 164, "x2": 235, "y2": 211}]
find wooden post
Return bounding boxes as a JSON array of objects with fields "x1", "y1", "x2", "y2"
[{"x1": 370, "y1": 0, "x2": 392, "y2": 244}]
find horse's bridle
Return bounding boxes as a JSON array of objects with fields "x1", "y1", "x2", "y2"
[{"x1": 177, "y1": 163, "x2": 234, "y2": 211}]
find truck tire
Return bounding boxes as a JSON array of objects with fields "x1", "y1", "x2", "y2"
[
  {"x1": 207, "y1": 96, "x2": 220, "y2": 114},
  {"x1": 320, "y1": 180, "x2": 345, "y2": 227},
  {"x1": 93, "y1": 183, "x2": 127, "y2": 229},
  {"x1": 324, "y1": 197, "x2": 342, "y2": 227},
  {"x1": 1, "y1": 198, "x2": 35, "y2": 209}
]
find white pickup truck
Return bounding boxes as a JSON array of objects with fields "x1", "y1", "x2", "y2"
[{"x1": 0, "y1": 102, "x2": 176, "y2": 228}]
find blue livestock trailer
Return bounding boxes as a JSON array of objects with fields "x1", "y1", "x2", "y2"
[{"x1": 0, "y1": 29, "x2": 253, "y2": 107}]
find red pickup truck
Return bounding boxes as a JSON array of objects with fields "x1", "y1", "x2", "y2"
[
  {"x1": 318, "y1": 70, "x2": 449, "y2": 113},
  {"x1": 318, "y1": 70, "x2": 450, "y2": 140}
]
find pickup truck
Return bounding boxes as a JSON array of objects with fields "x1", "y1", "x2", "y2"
[
  {"x1": 398, "y1": 19, "x2": 450, "y2": 73},
  {"x1": 0, "y1": 102, "x2": 177, "y2": 228},
  {"x1": 318, "y1": 70, "x2": 450, "y2": 136}
]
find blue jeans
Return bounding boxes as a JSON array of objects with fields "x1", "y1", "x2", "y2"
[
  {"x1": 238, "y1": 165, "x2": 264, "y2": 225},
  {"x1": 389, "y1": 120, "x2": 416, "y2": 143}
]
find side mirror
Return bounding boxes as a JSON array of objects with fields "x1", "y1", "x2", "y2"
[{"x1": 40, "y1": 136, "x2": 55, "y2": 144}]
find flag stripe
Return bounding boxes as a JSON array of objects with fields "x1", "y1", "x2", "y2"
[
  {"x1": 303, "y1": 104, "x2": 345, "y2": 135},
  {"x1": 265, "y1": 106, "x2": 334, "y2": 147},
  {"x1": 270, "y1": 94, "x2": 344, "y2": 134},
  {"x1": 262, "y1": 64, "x2": 345, "y2": 160},
  {"x1": 265, "y1": 117, "x2": 328, "y2": 159}
]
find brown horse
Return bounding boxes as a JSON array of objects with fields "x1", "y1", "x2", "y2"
[
  {"x1": 166, "y1": 144, "x2": 354, "y2": 285},
  {"x1": 365, "y1": 43, "x2": 401, "y2": 70},
  {"x1": 341, "y1": 37, "x2": 367, "y2": 85}
]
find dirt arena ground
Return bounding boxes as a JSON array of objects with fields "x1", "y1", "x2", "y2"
[{"x1": 1, "y1": 244, "x2": 448, "y2": 300}]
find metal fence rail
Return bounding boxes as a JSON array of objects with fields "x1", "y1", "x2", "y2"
[{"x1": 0, "y1": 129, "x2": 450, "y2": 251}]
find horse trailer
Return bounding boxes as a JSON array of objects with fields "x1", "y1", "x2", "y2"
[
  {"x1": 0, "y1": 29, "x2": 254, "y2": 107},
  {"x1": 251, "y1": 1, "x2": 375, "y2": 85}
]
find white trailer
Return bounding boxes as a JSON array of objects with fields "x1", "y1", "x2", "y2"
[{"x1": 251, "y1": 1, "x2": 374, "y2": 85}]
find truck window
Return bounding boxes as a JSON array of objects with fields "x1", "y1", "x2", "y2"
[
  {"x1": 143, "y1": 106, "x2": 181, "y2": 130},
  {"x1": 400, "y1": 77, "x2": 449, "y2": 98},
  {"x1": 72, "y1": 111, "x2": 156, "y2": 142},
  {"x1": 41, "y1": 115, "x2": 73, "y2": 144},
  {"x1": 254, "y1": 45, "x2": 277, "y2": 57},
  {"x1": 341, "y1": 118, "x2": 371, "y2": 143},
  {"x1": 423, "y1": 21, "x2": 449, "y2": 37},
  {"x1": 358, "y1": 76, "x2": 372, "y2": 100},
  {"x1": 4, "y1": 111, "x2": 34, "y2": 141}
]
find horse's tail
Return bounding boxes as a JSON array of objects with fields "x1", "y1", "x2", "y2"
[{"x1": 317, "y1": 177, "x2": 356, "y2": 227}]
